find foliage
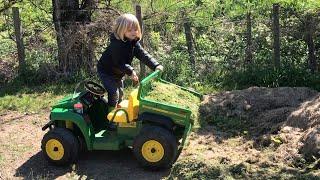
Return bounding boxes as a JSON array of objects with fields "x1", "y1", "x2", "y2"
[
  {"x1": 222, "y1": 65, "x2": 320, "y2": 91},
  {"x1": 168, "y1": 158, "x2": 222, "y2": 179},
  {"x1": 0, "y1": 80, "x2": 133, "y2": 113},
  {"x1": 0, "y1": 0, "x2": 320, "y2": 93},
  {"x1": 0, "y1": 82, "x2": 73, "y2": 113}
]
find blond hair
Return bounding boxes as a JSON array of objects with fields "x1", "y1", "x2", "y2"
[{"x1": 112, "y1": 14, "x2": 142, "y2": 41}]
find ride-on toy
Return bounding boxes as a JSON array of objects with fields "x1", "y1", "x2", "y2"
[{"x1": 41, "y1": 70, "x2": 201, "y2": 169}]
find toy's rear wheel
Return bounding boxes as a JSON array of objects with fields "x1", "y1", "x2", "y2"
[
  {"x1": 133, "y1": 125, "x2": 178, "y2": 169},
  {"x1": 41, "y1": 128, "x2": 79, "y2": 165}
]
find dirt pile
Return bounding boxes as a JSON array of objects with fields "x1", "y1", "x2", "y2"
[
  {"x1": 200, "y1": 87, "x2": 318, "y2": 135},
  {"x1": 169, "y1": 87, "x2": 320, "y2": 179},
  {"x1": 199, "y1": 86, "x2": 320, "y2": 159},
  {"x1": 285, "y1": 94, "x2": 320, "y2": 130},
  {"x1": 300, "y1": 126, "x2": 320, "y2": 160}
]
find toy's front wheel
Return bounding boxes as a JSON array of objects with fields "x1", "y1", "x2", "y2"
[
  {"x1": 133, "y1": 125, "x2": 178, "y2": 169},
  {"x1": 41, "y1": 128, "x2": 79, "y2": 165}
]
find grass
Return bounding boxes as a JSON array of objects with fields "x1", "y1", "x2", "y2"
[
  {"x1": 0, "y1": 80, "x2": 137, "y2": 114},
  {"x1": 0, "y1": 93, "x2": 64, "y2": 113},
  {"x1": 144, "y1": 81, "x2": 202, "y2": 127},
  {"x1": 169, "y1": 149, "x2": 320, "y2": 180},
  {"x1": 0, "y1": 82, "x2": 75, "y2": 114}
]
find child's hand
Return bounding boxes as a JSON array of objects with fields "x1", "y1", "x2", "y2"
[
  {"x1": 155, "y1": 65, "x2": 164, "y2": 71},
  {"x1": 131, "y1": 70, "x2": 139, "y2": 84}
]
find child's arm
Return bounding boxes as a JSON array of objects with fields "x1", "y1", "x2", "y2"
[{"x1": 134, "y1": 42, "x2": 161, "y2": 70}]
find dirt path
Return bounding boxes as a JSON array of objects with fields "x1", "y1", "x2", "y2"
[
  {"x1": 0, "y1": 111, "x2": 169, "y2": 179},
  {"x1": 2, "y1": 86, "x2": 320, "y2": 179}
]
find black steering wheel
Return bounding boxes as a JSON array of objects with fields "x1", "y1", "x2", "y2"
[{"x1": 84, "y1": 81, "x2": 106, "y2": 96}]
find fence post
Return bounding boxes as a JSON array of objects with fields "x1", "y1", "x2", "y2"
[
  {"x1": 272, "y1": 3, "x2": 280, "y2": 69},
  {"x1": 12, "y1": 7, "x2": 26, "y2": 75},
  {"x1": 183, "y1": 16, "x2": 196, "y2": 66},
  {"x1": 305, "y1": 14, "x2": 317, "y2": 73},
  {"x1": 245, "y1": 11, "x2": 252, "y2": 65},
  {"x1": 136, "y1": 5, "x2": 146, "y2": 79}
]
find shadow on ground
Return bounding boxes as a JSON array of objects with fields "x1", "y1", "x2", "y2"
[{"x1": 15, "y1": 149, "x2": 170, "y2": 179}]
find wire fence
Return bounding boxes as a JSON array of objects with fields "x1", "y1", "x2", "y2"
[{"x1": 1, "y1": 2, "x2": 320, "y2": 69}]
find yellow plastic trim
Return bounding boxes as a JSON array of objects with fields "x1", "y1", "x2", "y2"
[
  {"x1": 107, "y1": 109, "x2": 128, "y2": 123},
  {"x1": 141, "y1": 140, "x2": 164, "y2": 163},
  {"x1": 128, "y1": 89, "x2": 139, "y2": 120},
  {"x1": 119, "y1": 100, "x2": 129, "y2": 107},
  {"x1": 45, "y1": 139, "x2": 64, "y2": 160},
  {"x1": 107, "y1": 89, "x2": 139, "y2": 123}
]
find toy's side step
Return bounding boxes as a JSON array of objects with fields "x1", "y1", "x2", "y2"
[{"x1": 93, "y1": 130, "x2": 124, "y2": 150}]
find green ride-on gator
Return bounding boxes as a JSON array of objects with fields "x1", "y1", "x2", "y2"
[{"x1": 41, "y1": 70, "x2": 201, "y2": 169}]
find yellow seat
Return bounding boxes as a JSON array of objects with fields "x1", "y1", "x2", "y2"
[
  {"x1": 107, "y1": 89, "x2": 139, "y2": 123},
  {"x1": 119, "y1": 100, "x2": 129, "y2": 108}
]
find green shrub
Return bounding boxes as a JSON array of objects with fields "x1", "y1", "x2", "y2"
[{"x1": 221, "y1": 64, "x2": 320, "y2": 91}]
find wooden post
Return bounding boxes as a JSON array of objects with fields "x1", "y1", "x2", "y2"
[
  {"x1": 305, "y1": 14, "x2": 317, "y2": 73},
  {"x1": 52, "y1": 0, "x2": 67, "y2": 73},
  {"x1": 12, "y1": 7, "x2": 26, "y2": 75},
  {"x1": 136, "y1": 5, "x2": 146, "y2": 79},
  {"x1": 183, "y1": 16, "x2": 196, "y2": 66},
  {"x1": 245, "y1": 11, "x2": 252, "y2": 65},
  {"x1": 272, "y1": 4, "x2": 280, "y2": 69}
]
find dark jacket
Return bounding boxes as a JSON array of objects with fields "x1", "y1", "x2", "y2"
[{"x1": 97, "y1": 34, "x2": 160, "y2": 80}]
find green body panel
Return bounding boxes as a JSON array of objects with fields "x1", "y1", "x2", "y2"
[
  {"x1": 117, "y1": 122, "x2": 142, "y2": 146},
  {"x1": 92, "y1": 122, "x2": 141, "y2": 150},
  {"x1": 50, "y1": 108, "x2": 93, "y2": 150},
  {"x1": 47, "y1": 70, "x2": 201, "y2": 151},
  {"x1": 52, "y1": 93, "x2": 80, "y2": 109},
  {"x1": 138, "y1": 71, "x2": 201, "y2": 126},
  {"x1": 93, "y1": 130, "x2": 122, "y2": 150},
  {"x1": 138, "y1": 70, "x2": 202, "y2": 149}
]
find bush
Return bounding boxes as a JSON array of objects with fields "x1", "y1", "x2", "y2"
[{"x1": 221, "y1": 64, "x2": 320, "y2": 91}]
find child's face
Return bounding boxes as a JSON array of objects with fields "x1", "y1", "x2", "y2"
[{"x1": 124, "y1": 26, "x2": 138, "y2": 41}]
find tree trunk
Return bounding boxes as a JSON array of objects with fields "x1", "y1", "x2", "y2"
[
  {"x1": 245, "y1": 11, "x2": 252, "y2": 65},
  {"x1": 52, "y1": 0, "x2": 95, "y2": 76},
  {"x1": 184, "y1": 17, "x2": 196, "y2": 66},
  {"x1": 12, "y1": 7, "x2": 26, "y2": 75},
  {"x1": 272, "y1": 3, "x2": 280, "y2": 69},
  {"x1": 305, "y1": 15, "x2": 317, "y2": 73},
  {"x1": 136, "y1": 5, "x2": 146, "y2": 79}
]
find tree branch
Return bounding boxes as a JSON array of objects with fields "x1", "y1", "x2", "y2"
[{"x1": 0, "y1": 0, "x2": 23, "y2": 14}]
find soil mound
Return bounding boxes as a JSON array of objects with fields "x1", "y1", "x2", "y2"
[
  {"x1": 200, "y1": 87, "x2": 318, "y2": 134},
  {"x1": 198, "y1": 86, "x2": 320, "y2": 162},
  {"x1": 169, "y1": 87, "x2": 320, "y2": 178},
  {"x1": 285, "y1": 94, "x2": 320, "y2": 130}
]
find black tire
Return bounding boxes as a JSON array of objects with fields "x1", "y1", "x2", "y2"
[
  {"x1": 133, "y1": 125, "x2": 178, "y2": 169},
  {"x1": 78, "y1": 136, "x2": 87, "y2": 154},
  {"x1": 41, "y1": 128, "x2": 79, "y2": 166}
]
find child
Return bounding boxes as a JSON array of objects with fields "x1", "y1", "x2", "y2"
[{"x1": 97, "y1": 13, "x2": 163, "y2": 107}]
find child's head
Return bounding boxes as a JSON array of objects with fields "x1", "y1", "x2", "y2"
[{"x1": 112, "y1": 14, "x2": 142, "y2": 41}]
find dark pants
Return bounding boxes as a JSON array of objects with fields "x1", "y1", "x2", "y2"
[{"x1": 98, "y1": 72, "x2": 124, "y2": 107}]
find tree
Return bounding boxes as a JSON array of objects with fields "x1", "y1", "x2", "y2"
[
  {"x1": 272, "y1": 3, "x2": 280, "y2": 69},
  {"x1": 52, "y1": 0, "x2": 96, "y2": 76},
  {"x1": 12, "y1": 7, "x2": 25, "y2": 75},
  {"x1": 304, "y1": 13, "x2": 317, "y2": 73},
  {"x1": 245, "y1": 11, "x2": 252, "y2": 64},
  {"x1": 183, "y1": 15, "x2": 196, "y2": 66}
]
